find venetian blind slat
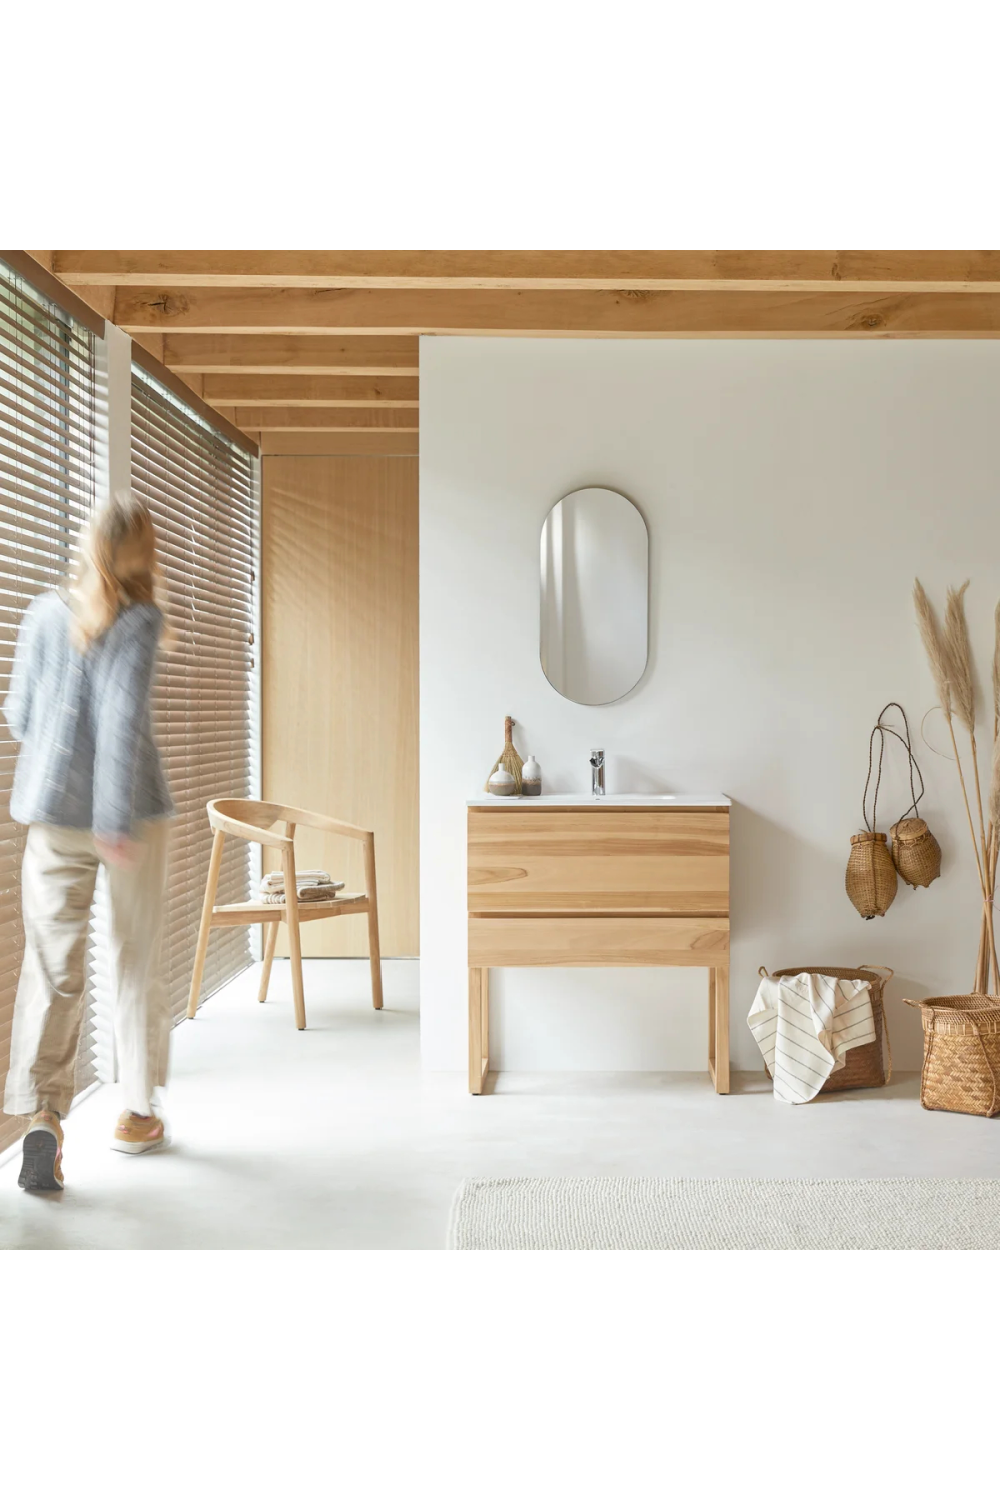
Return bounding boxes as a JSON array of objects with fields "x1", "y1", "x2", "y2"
[
  {"x1": 130, "y1": 366, "x2": 256, "y2": 1022},
  {"x1": 0, "y1": 258, "x2": 100, "y2": 1154}
]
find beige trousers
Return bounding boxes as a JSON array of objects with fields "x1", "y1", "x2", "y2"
[{"x1": 4, "y1": 820, "x2": 171, "y2": 1119}]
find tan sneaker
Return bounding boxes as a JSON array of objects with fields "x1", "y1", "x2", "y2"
[
  {"x1": 112, "y1": 1111, "x2": 167, "y2": 1154},
  {"x1": 18, "y1": 1111, "x2": 65, "y2": 1192}
]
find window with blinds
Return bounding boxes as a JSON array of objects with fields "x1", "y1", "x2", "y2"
[
  {"x1": 130, "y1": 367, "x2": 257, "y2": 1021},
  {"x1": 0, "y1": 259, "x2": 100, "y2": 1154}
]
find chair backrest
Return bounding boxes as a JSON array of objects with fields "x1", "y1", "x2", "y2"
[
  {"x1": 208, "y1": 799, "x2": 294, "y2": 848},
  {"x1": 206, "y1": 799, "x2": 372, "y2": 849}
]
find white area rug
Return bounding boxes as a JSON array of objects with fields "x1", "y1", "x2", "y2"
[{"x1": 448, "y1": 1177, "x2": 1000, "y2": 1250}]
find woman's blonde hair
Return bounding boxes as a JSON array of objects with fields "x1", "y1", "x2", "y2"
[{"x1": 70, "y1": 491, "x2": 173, "y2": 651}]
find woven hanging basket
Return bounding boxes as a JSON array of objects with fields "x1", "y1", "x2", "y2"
[
  {"x1": 890, "y1": 817, "x2": 942, "y2": 888},
  {"x1": 846, "y1": 831, "x2": 898, "y2": 919},
  {"x1": 903, "y1": 994, "x2": 1000, "y2": 1117}
]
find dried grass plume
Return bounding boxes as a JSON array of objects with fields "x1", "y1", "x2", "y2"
[
  {"x1": 913, "y1": 579, "x2": 952, "y2": 719},
  {"x1": 943, "y1": 581, "x2": 976, "y2": 734}
]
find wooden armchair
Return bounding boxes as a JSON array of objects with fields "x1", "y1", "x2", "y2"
[{"x1": 186, "y1": 798, "x2": 382, "y2": 1029}]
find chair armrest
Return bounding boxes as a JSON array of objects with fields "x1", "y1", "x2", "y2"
[{"x1": 276, "y1": 804, "x2": 373, "y2": 842}]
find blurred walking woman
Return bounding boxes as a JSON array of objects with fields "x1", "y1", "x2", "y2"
[{"x1": 3, "y1": 493, "x2": 174, "y2": 1190}]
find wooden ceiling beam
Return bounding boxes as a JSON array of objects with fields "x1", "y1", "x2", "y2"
[
  {"x1": 161, "y1": 334, "x2": 419, "y2": 374},
  {"x1": 200, "y1": 374, "x2": 418, "y2": 406},
  {"x1": 113, "y1": 286, "x2": 1000, "y2": 337},
  {"x1": 214, "y1": 407, "x2": 420, "y2": 431},
  {"x1": 52, "y1": 250, "x2": 1000, "y2": 292}
]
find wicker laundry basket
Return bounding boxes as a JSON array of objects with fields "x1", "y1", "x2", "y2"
[
  {"x1": 764, "y1": 965, "x2": 893, "y2": 1092},
  {"x1": 903, "y1": 994, "x2": 1000, "y2": 1117}
]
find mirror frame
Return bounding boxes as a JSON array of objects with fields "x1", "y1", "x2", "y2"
[{"x1": 539, "y1": 485, "x2": 649, "y2": 706}]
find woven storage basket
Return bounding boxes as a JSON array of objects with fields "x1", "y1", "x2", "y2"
[
  {"x1": 890, "y1": 817, "x2": 942, "y2": 889},
  {"x1": 846, "y1": 832, "x2": 897, "y2": 919},
  {"x1": 903, "y1": 994, "x2": 1000, "y2": 1117},
  {"x1": 766, "y1": 965, "x2": 892, "y2": 1092}
]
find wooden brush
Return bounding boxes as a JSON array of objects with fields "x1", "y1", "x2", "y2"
[{"x1": 485, "y1": 716, "x2": 524, "y2": 793}]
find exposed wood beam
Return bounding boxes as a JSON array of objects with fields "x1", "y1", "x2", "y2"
[
  {"x1": 201, "y1": 374, "x2": 418, "y2": 407},
  {"x1": 162, "y1": 334, "x2": 419, "y2": 374},
  {"x1": 130, "y1": 330, "x2": 165, "y2": 361},
  {"x1": 53, "y1": 250, "x2": 1000, "y2": 292},
  {"x1": 70, "y1": 284, "x2": 116, "y2": 320},
  {"x1": 258, "y1": 431, "x2": 419, "y2": 456},
  {"x1": 218, "y1": 407, "x2": 420, "y2": 431},
  {"x1": 113, "y1": 286, "x2": 1000, "y2": 337}
]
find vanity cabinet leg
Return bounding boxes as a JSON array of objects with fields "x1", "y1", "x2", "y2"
[
  {"x1": 711, "y1": 965, "x2": 730, "y2": 1094},
  {"x1": 708, "y1": 969, "x2": 717, "y2": 1075},
  {"x1": 469, "y1": 967, "x2": 489, "y2": 1094}
]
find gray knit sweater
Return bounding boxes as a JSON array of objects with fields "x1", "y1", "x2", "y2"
[{"x1": 3, "y1": 591, "x2": 174, "y2": 837}]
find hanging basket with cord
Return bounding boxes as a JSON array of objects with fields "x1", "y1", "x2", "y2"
[
  {"x1": 846, "y1": 703, "x2": 941, "y2": 918},
  {"x1": 883, "y1": 702, "x2": 942, "y2": 888}
]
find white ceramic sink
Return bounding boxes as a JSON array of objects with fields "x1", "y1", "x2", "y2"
[{"x1": 467, "y1": 793, "x2": 730, "y2": 807}]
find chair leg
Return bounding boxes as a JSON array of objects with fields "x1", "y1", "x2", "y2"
[
  {"x1": 187, "y1": 830, "x2": 225, "y2": 1019},
  {"x1": 363, "y1": 833, "x2": 383, "y2": 1011},
  {"x1": 258, "y1": 921, "x2": 278, "y2": 1003},
  {"x1": 282, "y1": 847, "x2": 307, "y2": 1030}
]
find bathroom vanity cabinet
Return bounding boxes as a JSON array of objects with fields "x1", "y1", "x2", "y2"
[{"x1": 466, "y1": 797, "x2": 731, "y2": 1094}]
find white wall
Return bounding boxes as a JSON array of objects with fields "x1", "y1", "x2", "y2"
[{"x1": 419, "y1": 337, "x2": 1000, "y2": 1074}]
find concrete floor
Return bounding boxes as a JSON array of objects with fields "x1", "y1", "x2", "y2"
[{"x1": 2, "y1": 958, "x2": 998, "y2": 1250}]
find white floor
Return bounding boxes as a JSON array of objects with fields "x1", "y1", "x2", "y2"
[{"x1": 2, "y1": 959, "x2": 998, "y2": 1250}]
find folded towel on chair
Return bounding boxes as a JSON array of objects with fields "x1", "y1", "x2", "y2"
[
  {"x1": 259, "y1": 883, "x2": 345, "y2": 905},
  {"x1": 260, "y1": 869, "x2": 334, "y2": 893}
]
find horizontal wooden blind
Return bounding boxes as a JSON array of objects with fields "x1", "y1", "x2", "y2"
[
  {"x1": 0, "y1": 258, "x2": 100, "y2": 1152},
  {"x1": 131, "y1": 367, "x2": 256, "y2": 1020}
]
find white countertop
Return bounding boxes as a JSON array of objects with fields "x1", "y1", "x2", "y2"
[{"x1": 467, "y1": 793, "x2": 731, "y2": 807}]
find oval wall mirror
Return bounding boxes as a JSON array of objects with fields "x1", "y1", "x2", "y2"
[{"x1": 539, "y1": 486, "x2": 649, "y2": 705}]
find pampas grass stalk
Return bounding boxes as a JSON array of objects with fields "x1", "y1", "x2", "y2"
[
  {"x1": 946, "y1": 582, "x2": 997, "y2": 989},
  {"x1": 914, "y1": 579, "x2": 998, "y2": 991},
  {"x1": 945, "y1": 582, "x2": 991, "y2": 878},
  {"x1": 987, "y1": 733, "x2": 1000, "y2": 990},
  {"x1": 914, "y1": 580, "x2": 986, "y2": 895},
  {"x1": 914, "y1": 580, "x2": 952, "y2": 720}
]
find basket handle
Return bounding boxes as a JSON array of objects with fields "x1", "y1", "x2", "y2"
[{"x1": 856, "y1": 964, "x2": 894, "y2": 981}]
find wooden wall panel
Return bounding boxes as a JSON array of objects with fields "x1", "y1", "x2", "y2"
[{"x1": 262, "y1": 455, "x2": 418, "y2": 956}]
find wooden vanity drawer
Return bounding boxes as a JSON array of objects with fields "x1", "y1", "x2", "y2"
[
  {"x1": 467, "y1": 808, "x2": 729, "y2": 916},
  {"x1": 468, "y1": 915, "x2": 729, "y2": 967}
]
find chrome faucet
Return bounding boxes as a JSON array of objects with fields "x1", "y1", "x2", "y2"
[{"x1": 590, "y1": 749, "x2": 605, "y2": 797}]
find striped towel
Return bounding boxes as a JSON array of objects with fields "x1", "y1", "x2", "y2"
[{"x1": 747, "y1": 972, "x2": 876, "y2": 1104}]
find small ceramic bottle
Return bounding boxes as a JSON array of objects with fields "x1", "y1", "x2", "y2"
[
  {"x1": 522, "y1": 755, "x2": 542, "y2": 796},
  {"x1": 488, "y1": 765, "x2": 517, "y2": 796}
]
